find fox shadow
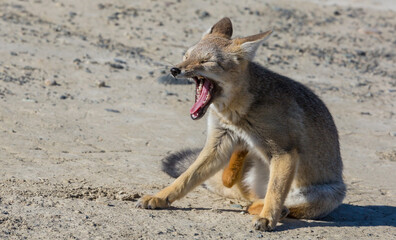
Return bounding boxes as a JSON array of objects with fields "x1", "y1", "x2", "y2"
[
  {"x1": 276, "y1": 204, "x2": 396, "y2": 231},
  {"x1": 167, "y1": 204, "x2": 396, "y2": 231}
]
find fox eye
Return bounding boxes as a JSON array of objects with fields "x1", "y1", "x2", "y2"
[{"x1": 200, "y1": 60, "x2": 207, "y2": 64}]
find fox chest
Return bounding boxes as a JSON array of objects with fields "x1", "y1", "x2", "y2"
[{"x1": 218, "y1": 119, "x2": 273, "y2": 162}]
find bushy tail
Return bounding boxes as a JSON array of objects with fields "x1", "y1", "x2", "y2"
[{"x1": 161, "y1": 148, "x2": 200, "y2": 178}]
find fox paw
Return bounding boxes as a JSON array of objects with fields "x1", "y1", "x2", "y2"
[
  {"x1": 253, "y1": 216, "x2": 276, "y2": 232},
  {"x1": 135, "y1": 195, "x2": 169, "y2": 209}
]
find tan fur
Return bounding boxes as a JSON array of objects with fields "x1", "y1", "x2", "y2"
[
  {"x1": 137, "y1": 17, "x2": 346, "y2": 231},
  {"x1": 222, "y1": 149, "x2": 248, "y2": 188}
]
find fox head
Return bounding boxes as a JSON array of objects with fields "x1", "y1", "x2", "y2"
[{"x1": 170, "y1": 17, "x2": 272, "y2": 120}]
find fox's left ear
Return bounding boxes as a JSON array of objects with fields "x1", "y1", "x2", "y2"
[
  {"x1": 234, "y1": 29, "x2": 272, "y2": 60},
  {"x1": 202, "y1": 17, "x2": 233, "y2": 39}
]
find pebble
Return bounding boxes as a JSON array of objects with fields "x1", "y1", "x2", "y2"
[
  {"x1": 96, "y1": 81, "x2": 106, "y2": 88},
  {"x1": 230, "y1": 204, "x2": 243, "y2": 209},
  {"x1": 358, "y1": 27, "x2": 381, "y2": 35},
  {"x1": 116, "y1": 191, "x2": 138, "y2": 201},
  {"x1": 195, "y1": 10, "x2": 210, "y2": 19},
  {"x1": 22, "y1": 98, "x2": 37, "y2": 103},
  {"x1": 136, "y1": 75, "x2": 143, "y2": 80},
  {"x1": 109, "y1": 63, "x2": 124, "y2": 69},
  {"x1": 163, "y1": 91, "x2": 178, "y2": 97},
  {"x1": 45, "y1": 79, "x2": 58, "y2": 86},
  {"x1": 356, "y1": 50, "x2": 366, "y2": 57},
  {"x1": 105, "y1": 109, "x2": 120, "y2": 113},
  {"x1": 114, "y1": 58, "x2": 127, "y2": 64},
  {"x1": 73, "y1": 58, "x2": 81, "y2": 65}
]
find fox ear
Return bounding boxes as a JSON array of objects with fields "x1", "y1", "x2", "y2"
[
  {"x1": 234, "y1": 29, "x2": 272, "y2": 60},
  {"x1": 202, "y1": 17, "x2": 233, "y2": 39}
]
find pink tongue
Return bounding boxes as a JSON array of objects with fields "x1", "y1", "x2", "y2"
[{"x1": 190, "y1": 79, "x2": 211, "y2": 114}]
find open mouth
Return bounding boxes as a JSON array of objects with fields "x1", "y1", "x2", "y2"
[{"x1": 190, "y1": 76, "x2": 215, "y2": 120}]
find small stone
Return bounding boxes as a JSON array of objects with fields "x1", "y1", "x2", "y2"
[
  {"x1": 136, "y1": 75, "x2": 143, "y2": 80},
  {"x1": 195, "y1": 10, "x2": 210, "y2": 19},
  {"x1": 73, "y1": 58, "x2": 81, "y2": 64},
  {"x1": 22, "y1": 98, "x2": 38, "y2": 103},
  {"x1": 116, "y1": 192, "x2": 136, "y2": 201},
  {"x1": 105, "y1": 109, "x2": 120, "y2": 113},
  {"x1": 356, "y1": 50, "x2": 366, "y2": 57},
  {"x1": 96, "y1": 81, "x2": 106, "y2": 87},
  {"x1": 109, "y1": 63, "x2": 124, "y2": 69},
  {"x1": 230, "y1": 204, "x2": 243, "y2": 209},
  {"x1": 358, "y1": 27, "x2": 381, "y2": 35},
  {"x1": 60, "y1": 95, "x2": 68, "y2": 100},
  {"x1": 133, "y1": 193, "x2": 140, "y2": 198},
  {"x1": 163, "y1": 91, "x2": 178, "y2": 97},
  {"x1": 45, "y1": 79, "x2": 57, "y2": 86},
  {"x1": 114, "y1": 58, "x2": 127, "y2": 64}
]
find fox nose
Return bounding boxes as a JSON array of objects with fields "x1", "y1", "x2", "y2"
[{"x1": 170, "y1": 67, "x2": 181, "y2": 77}]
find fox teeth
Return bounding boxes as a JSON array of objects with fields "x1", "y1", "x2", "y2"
[{"x1": 197, "y1": 81, "x2": 203, "y2": 96}]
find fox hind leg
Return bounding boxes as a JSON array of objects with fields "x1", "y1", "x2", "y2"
[
  {"x1": 222, "y1": 149, "x2": 248, "y2": 188},
  {"x1": 285, "y1": 182, "x2": 346, "y2": 219}
]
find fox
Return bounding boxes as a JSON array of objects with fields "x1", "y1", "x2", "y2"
[{"x1": 136, "y1": 17, "x2": 346, "y2": 231}]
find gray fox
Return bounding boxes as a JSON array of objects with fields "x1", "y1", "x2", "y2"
[{"x1": 137, "y1": 17, "x2": 345, "y2": 231}]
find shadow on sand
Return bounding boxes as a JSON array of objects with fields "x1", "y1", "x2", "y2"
[
  {"x1": 276, "y1": 204, "x2": 396, "y2": 231},
  {"x1": 166, "y1": 204, "x2": 396, "y2": 231}
]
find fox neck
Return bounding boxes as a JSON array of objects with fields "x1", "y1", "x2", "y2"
[{"x1": 211, "y1": 69, "x2": 253, "y2": 123}]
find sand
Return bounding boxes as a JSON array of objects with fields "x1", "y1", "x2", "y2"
[{"x1": 0, "y1": 0, "x2": 395, "y2": 239}]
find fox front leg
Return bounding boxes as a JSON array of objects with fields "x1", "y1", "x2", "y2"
[
  {"x1": 253, "y1": 149, "x2": 297, "y2": 231},
  {"x1": 136, "y1": 128, "x2": 234, "y2": 209}
]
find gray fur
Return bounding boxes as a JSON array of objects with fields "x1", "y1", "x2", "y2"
[{"x1": 161, "y1": 148, "x2": 200, "y2": 178}]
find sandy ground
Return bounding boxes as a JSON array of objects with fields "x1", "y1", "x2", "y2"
[{"x1": 0, "y1": 0, "x2": 395, "y2": 239}]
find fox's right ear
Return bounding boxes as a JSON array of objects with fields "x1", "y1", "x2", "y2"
[
  {"x1": 234, "y1": 29, "x2": 272, "y2": 60},
  {"x1": 202, "y1": 17, "x2": 233, "y2": 39}
]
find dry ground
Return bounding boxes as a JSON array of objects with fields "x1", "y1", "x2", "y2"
[{"x1": 0, "y1": 0, "x2": 395, "y2": 239}]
